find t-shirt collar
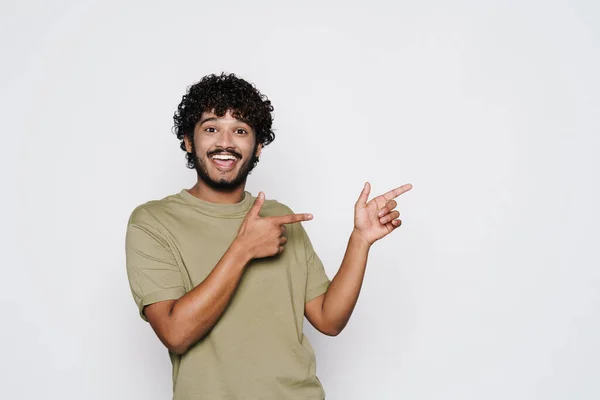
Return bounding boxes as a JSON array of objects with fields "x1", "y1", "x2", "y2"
[{"x1": 178, "y1": 189, "x2": 254, "y2": 218}]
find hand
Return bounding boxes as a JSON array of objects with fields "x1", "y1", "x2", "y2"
[
  {"x1": 353, "y1": 182, "x2": 412, "y2": 245},
  {"x1": 236, "y1": 192, "x2": 314, "y2": 260}
]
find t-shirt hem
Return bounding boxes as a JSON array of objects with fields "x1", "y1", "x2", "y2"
[
  {"x1": 305, "y1": 281, "x2": 330, "y2": 304},
  {"x1": 139, "y1": 287, "x2": 186, "y2": 321}
]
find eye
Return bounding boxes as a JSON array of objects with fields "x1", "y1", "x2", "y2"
[
  {"x1": 235, "y1": 128, "x2": 248, "y2": 135},
  {"x1": 204, "y1": 127, "x2": 217, "y2": 133}
]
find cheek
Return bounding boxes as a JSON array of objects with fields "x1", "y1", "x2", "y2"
[
  {"x1": 244, "y1": 146, "x2": 256, "y2": 158},
  {"x1": 193, "y1": 137, "x2": 213, "y2": 155},
  {"x1": 240, "y1": 138, "x2": 258, "y2": 157}
]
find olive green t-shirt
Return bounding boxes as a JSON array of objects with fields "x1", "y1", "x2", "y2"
[{"x1": 125, "y1": 189, "x2": 331, "y2": 400}]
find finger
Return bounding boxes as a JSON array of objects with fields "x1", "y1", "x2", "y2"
[
  {"x1": 383, "y1": 183, "x2": 413, "y2": 201},
  {"x1": 279, "y1": 236, "x2": 288, "y2": 246},
  {"x1": 380, "y1": 210, "x2": 400, "y2": 224},
  {"x1": 356, "y1": 181, "x2": 371, "y2": 206},
  {"x1": 248, "y1": 192, "x2": 265, "y2": 217},
  {"x1": 391, "y1": 219, "x2": 402, "y2": 228},
  {"x1": 377, "y1": 199, "x2": 398, "y2": 218},
  {"x1": 281, "y1": 225, "x2": 287, "y2": 234},
  {"x1": 278, "y1": 245, "x2": 285, "y2": 254},
  {"x1": 272, "y1": 213, "x2": 313, "y2": 225}
]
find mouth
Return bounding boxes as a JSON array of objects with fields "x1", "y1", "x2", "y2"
[{"x1": 209, "y1": 152, "x2": 240, "y2": 172}]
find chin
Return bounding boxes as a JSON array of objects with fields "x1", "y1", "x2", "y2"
[
  {"x1": 201, "y1": 172, "x2": 247, "y2": 191},
  {"x1": 195, "y1": 156, "x2": 252, "y2": 190}
]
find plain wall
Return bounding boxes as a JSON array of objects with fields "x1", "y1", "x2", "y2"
[{"x1": 2, "y1": 0, "x2": 599, "y2": 399}]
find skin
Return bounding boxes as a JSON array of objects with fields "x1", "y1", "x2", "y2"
[
  {"x1": 144, "y1": 109, "x2": 412, "y2": 355},
  {"x1": 184, "y1": 110, "x2": 262, "y2": 204}
]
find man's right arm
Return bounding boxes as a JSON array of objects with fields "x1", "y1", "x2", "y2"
[{"x1": 144, "y1": 239, "x2": 251, "y2": 355}]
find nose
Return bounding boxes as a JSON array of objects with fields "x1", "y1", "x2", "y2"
[{"x1": 215, "y1": 129, "x2": 234, "y2": 148}]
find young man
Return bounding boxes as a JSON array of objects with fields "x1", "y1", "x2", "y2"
[{"x1": 125, "y1": 73, "x2": 412, "y2": 399}]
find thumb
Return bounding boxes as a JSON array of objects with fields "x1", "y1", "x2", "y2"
[
  {"x1": 356, "y1": 182, "x2": 370, "y2": 206},
  {"x1": 248, "y1": 191, "x2": 265, "y2": 217}
]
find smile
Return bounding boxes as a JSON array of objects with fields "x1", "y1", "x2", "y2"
[{"x1": 210, "y1": 154, "x2": 239, "y2": 171}]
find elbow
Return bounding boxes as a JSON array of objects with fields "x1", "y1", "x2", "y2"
[
  {"x1": 163, "y1": 339, "x2": 188, "y2": 356},
  {"x1": 163, "y1": 327, "x2": 210, "y2": 355},
  {"x1": 167, "y1": 342, "x2": 189, "y2": 356},
  {"x1": 162, "y1": 331, "x2": 193, "y2": 355},
  {"x1": 329, "y1": 328, "x2": 343, "y2": 337},
  {"x1": 320, "y1": 324, "x2": 344, "y2": 337}
]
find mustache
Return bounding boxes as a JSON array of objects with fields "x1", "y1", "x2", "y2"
[{"x1": 207, "y1": 149, "x2": 242, "y2": 159}]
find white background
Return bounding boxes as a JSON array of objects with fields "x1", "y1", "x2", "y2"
[{"x1": 2, "y1": 0, "x2": 599, "y2": 399}]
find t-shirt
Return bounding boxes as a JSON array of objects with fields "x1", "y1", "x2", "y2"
[{"x1": 125, "y1": 189, "x2": 331, "y2": 400}]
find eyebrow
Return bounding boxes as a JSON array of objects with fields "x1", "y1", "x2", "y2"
[
  {"x1": 198, "y1": 117, "x2": 218, "y2": 125},
  {"x1": 198, "y1": 116, "x2": 252, "y2": 126}
]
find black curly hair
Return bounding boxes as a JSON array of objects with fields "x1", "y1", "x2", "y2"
[{"x1": 173, "y1": 73, "x2": 275, "y2": 170}]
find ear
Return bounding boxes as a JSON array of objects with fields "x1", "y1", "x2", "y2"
[
  {"x1": 184, "y1": 134, "x2": 193, "y2": 153},
  {"x1": 255, "y1": 143, "x2": 263, "y2": 158}
]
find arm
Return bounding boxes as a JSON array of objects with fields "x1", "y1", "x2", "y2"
[
  {"x1": 141, "y1": 192, "x2": 312, "y2": 355},
  {"x1": 305, "y1": 229, "x2": 370, "y2": 336},
  {"x1": 144, "y1": 240, "x2": 250, "y2": 355},
  {"x1": 305, "y1": 182, "x2": 412, "y2": 336}
]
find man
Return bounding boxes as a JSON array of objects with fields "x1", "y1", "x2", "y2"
[{"x1": 125, "y1": 73, "x2": 412, "y2": 399}]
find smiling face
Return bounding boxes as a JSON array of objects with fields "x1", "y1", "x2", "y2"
[{"x1": 184, "y1": 110, "x2": 262, "y2": 191}]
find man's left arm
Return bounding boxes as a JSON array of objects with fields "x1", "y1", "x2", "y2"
[{"x1": 305, "y1": 181, "x2": 412, "y2": 336}]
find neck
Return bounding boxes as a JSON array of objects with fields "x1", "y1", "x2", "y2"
[{"x1": 186, "y1": 179, "x2": 247, "y2": 204}]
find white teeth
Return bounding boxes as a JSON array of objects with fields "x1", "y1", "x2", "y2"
[{"x1": 211, "y1": 155, "x2": 237, "y2": 161}]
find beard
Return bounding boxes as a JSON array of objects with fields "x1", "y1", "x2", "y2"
[{"x1": 192, "y1": 142, "x2": 259, "y2": 191}]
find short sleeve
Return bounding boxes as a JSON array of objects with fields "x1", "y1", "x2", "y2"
[
  {"x1": 125, "y1": 207, "x2": 186, "y2": 321},
  {"x1": 300, "y1": 224, "x2": 331, "y2": 303}
]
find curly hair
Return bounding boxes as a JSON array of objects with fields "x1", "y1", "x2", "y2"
[{"x1": 173, "y1": 73, "x2": 275, "y2": 169}]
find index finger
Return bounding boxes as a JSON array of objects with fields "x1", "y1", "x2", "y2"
[
  {"x1": 271, "y1": 213, "x2": 314, "y2": 225},
  {"x1": 383, "y1": 183, "x2": 413, "y2": 200}
]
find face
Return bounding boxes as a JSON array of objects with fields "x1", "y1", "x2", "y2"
[{"x1": 185, "y1": 110, "x2": 262, "y2": 191}]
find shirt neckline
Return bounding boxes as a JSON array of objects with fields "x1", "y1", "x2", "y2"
[{"x1": 178, "y1": 189, "x2": 254, "y2": 218}]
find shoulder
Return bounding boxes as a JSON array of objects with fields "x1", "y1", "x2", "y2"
[
  {"x1": 126, "y1": 195, "x2": 183, "y2": 248},
  {"x1": 127, "y1": 193, "x2": 183, "y2": 227}
]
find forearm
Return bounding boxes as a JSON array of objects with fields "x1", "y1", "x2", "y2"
[
  {"x1": 321, "y1": 229, "x2": 371, "y2": 334},
  {"x1": 165, "y1": 239, "x2": 251, "y2": 353}
]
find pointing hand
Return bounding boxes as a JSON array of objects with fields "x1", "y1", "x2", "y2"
[
  {"x1": 353, "y1": 182, "x2": 412, "y2": 245},
  {"x1": 236, "y1": 192, "x2": 313, "y2": 259}
]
